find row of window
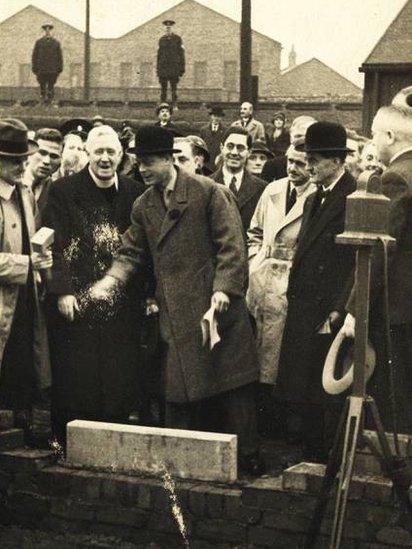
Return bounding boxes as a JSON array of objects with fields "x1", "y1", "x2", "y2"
[{"x1": 13, "y1": 61, "x2": 248, "y2": 89}]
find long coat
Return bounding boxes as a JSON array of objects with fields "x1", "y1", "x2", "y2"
[
  {"x1": 276, "y1": 172, "x2": 356, "y2": 405},
  {"x1": 231, "y1": 118, "x2": 266, "y2": 143},
  {"x1": 43, "y1": 168, "x2": 146, "y2": 418},
  {"x1": 266, "y1": 127, "x2": 291, "y2": 157},
  {"x1": 210, "y1": 167, "x2": 267, "y2": 232},
  {"x1": 347, "y1": 150, "x2": 412, "y2": 433},
  {"x1": 32, "y1": 36, "x2": 63, "y2": 75},
  {"x1": 199, "y1": 123, "x2": 227, "y2": 171},
  {"x1": 247, "y1": 178, "x2": 316, "y2": 384},
  {"x1": 108, "y1": 169, "x2": 258, "y2": 403},
  {"x1": 0, "y1": 181, "x2": 50, "y2": 389},
  {"x1": 156, "y1": 33, "x2": 185, "y2": 81}
]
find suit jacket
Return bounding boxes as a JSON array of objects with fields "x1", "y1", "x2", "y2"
[
  {"x1": 261, "y1": 156, "x2": 288, "y2": 183},
  {"x1": 231, "y1": 118, "x2": 266, "y2": 143},
  {"x1": 157, "y1": 33, "x2": 185, "y2": 79},
  {"x1": 210, "y1": 167, "x2": 267, "y2": 232},
  {"x1": 199, "y1": 122, "x2": 227, "y2": 171},
  {"x1": 276, "y1": 171, "x2": 357, "y2": 404},
  {"x1": 108, "y1": 169, "x2": 258, "y2": 402},
  {"x1": 32, "y1": 36, "x2": 63, "y2": 75}
]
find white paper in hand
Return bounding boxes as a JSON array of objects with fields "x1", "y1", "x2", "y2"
[{"x1": 201, "y1": 304, "x2": 221, "y2": 350}]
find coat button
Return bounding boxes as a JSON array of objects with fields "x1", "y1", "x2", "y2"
[{"x1": 12, "y1": 223, "x2": 17, "y2": 228}]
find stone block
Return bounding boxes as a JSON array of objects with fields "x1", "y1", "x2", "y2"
[
  {"x1": 0, "y1": 448, "x2": 55, "y2": 473},
  {"x1": 0, "y1": 409, "x2": 14, "y2": 430},
  {"x1": 66, "y1": 420, "x2": 237, "y2": 483},
  {"x1": 0, "y1": 428, "x2": 24, "y2": 450},
  {"x1": 376, "y1": 526, "x2": 412, "y2": 547},
  {"x1": 195, "y1": 517, "x2": 246, "y2": 543},
  {"x1": 248, "y1": 526, "x2": 304, "y2": 548},
  {"x1": 94, "y1": 504, "x2": 149, "y2": 528}
]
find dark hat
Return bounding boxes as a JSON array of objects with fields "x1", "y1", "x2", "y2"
[
  {"x1": 250, "y1": 140, "x2": 274, "y2": 158},
  {"x1": 0, "y1": 118, "x2": 38, "y2": 157},
  {"x1": 209, "y1": 106, "x2": 225, "y2": 117},
  {"x1": 42, "y1": 23, "x2": 54, "y2": 30},
  {"x1": 273, "y1": 111, "x2": 286, "y2": 122},
  {"x1": 60, "y1": 118, "x2": 93, "y2": 140},
  {"x1": 131, "y1": 125, "x2": 181, "y2": 156},
  {"x1": 156, "y1": 102, "x2": 173, "y2": 115},
  {"x1": 162, "y1": 19, "x2": 175, "y2": 27},
  {"x1": 295, "y1": 121, "x2": 353, "y2": 153},
  {"x1": 186, "y1": 135, "x2": 210, "y2": 162}
]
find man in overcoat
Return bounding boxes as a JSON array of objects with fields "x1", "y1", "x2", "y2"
[
  {"x1": 199, "y1": 106, "x2": 227, "y2": 172},
  {"x1": 32, "y1": 23, "x2": 63, "y2": 104},
  {"x1": 43, "y1": 126, "x2": 146, "y2": 447},
  {"x1": 231, "y1": 102, "x2": 266, "y2": 143},
  {"x1": 276, "y1": 122, "x2": 356, "y2": 461},
  {"x1": 91, "y1": 126, "x2": 262, "y2": 475},
  {"x1": 156, "y1": 20, "x2": 185, "y2": 105},
  {"x1": 0, "y1": 119, "x2": 52, "y2": 444},
  {"x1": 211, "y1": 127, "x2": 267, "y2": 232},
  {"x1": 344, "y1": 103, "x2": 412, "y2": 434}
]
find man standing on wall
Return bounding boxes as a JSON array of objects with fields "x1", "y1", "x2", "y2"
[
  {"x1": 32, "y1": 23, "x2": 63, "y2": 105},
  {"x1": 156, "y1": 20, "x2": 185, "y2": 107}
]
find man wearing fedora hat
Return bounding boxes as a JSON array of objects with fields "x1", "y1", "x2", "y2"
[
  {"x1": 0, "y1": 119, "x2": 53, "y2": 444},
  {"x1": 157, "y1": 20, "x2": 185, "y2": 105},
  {"x1": 90, "y1": 125, "x2": 263, "y2": 475},
  {"x1": 173, "y1": 135, "x2": 212, "y2": 176},
  {"x1": 32, "y1": 23, "x2": 63, "y2": 104},
  {"x1": 199, "y1": 106, "x2": 227, "y2": 171},
  {"x1": 276, "y1": 121, "x2": 356, "y2": 461}
]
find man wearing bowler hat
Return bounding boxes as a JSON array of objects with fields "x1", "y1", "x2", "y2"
[
  {"x1": 90, "y1": 126, "x2": 264, "y2": 476},
  {"x1": 276, "y1": 121, "x2": 356, "y2": 462},
  {"x1": 32, "y1": 23, "x2": 63, "y2": 104},
  {"x1": 0, "y1": 119, "x2": 53, "y2": 444},
  {"x1": 157, "y1": 20, "x2": 185, "y2": 106},
  {"x1": 200, "y1": 106, "x2": 227, "y2": 171}
]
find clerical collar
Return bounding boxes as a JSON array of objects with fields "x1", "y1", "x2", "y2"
[
  {"x1": 88, "y1": 166, "x2": 118, "y2": 190},
  {"x1": 390, "y1": 146, "x2": 412, "y2": 164},
  {"x1": 322, "y1": 167, "x2": 344, "y2": 193}
]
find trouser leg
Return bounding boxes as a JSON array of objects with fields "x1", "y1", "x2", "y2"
[
  {"x1": 159, "y1": 78, "x2": 168, "y2": 102},
  {"x1": 170, "y1": 79, "x2": 178, "y2": 103}
]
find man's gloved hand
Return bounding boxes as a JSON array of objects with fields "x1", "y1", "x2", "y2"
[
  {"x1": 341, "y1": 313, "x2": 356, "y2": 338},
  {"x1": 57, "y1": 295, "x2": 79, "y2": 322},
  {"x1": 211, "y1": 291, "x2": 230, "y2": 313}
]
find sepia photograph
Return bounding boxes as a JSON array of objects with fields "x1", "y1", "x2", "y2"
[{"x1": 0, "y1": 1, "x2": 411, "y2": 547}]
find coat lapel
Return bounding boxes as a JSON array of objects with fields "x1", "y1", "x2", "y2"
[
  {"x1": 237, "y1": 172, "x2": 260, "y2": 208},
  {"x1": 276, "y1": 183, "x2": 315, "y2": 236},
  {"x1": 157, "y1": 172, "x2": 188, "y2": 247}
]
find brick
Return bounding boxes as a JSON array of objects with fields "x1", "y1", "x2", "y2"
[
  {"x1": 282, "y1": 462, "x2": 326, "y2": 493},
  {"x1": 204, "y1": 486, "x2": 225, "y2": 519},
  {"x1": 0, "y1": 448, "x2": 55, "y2": 473},
  {"x1": 188, "y1": 485, "x2": 206, "y2": 516},
  {"x1": 363, "y1": 476, "x2": 393, "y2": 503},
  {"x1": 248, "y1": 526, "x2": 304, "y2": 548},
  {"x1": 66, "y1": 420, "x2": 237, "y2": 483},
  {"x1": 195, "y1": 518, "x2": 246, "y2": 543},
  {"x1": 0, "y1": 428, "x2": 24, "y2": 450},
  {"x1": 242, "y1": 475, "x2": 284, "y2": 508},
  {"x1": 94, "y1": 504, "x2": 149, "y2": 528},
  {"x1": 6, "y1": 490, "x2": 51, "y2": 522}
]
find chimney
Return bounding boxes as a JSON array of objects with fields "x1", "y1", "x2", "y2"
[{"x1": 288, "y1": 45, "x2": 297, "y2": 69}]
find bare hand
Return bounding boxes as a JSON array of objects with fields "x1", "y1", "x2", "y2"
[
  {"x1": 89, "y1": 276, "x2": 118, "y2": 302},
  {"x1": 211, "y1": 291, "x2": 230, "y2": 313},
  {"x1": 31, "y1": 250, "x2": 53, "y2": 271},
  {"x1": 341, "y1": 313, "x2": 355, "y2": 338},
  {"x1": 145, "y1": 298, "x2": 159, "y2": 316},
  {"x1": 57, "y1": 295, "x2": 79, "y2": 322},
  {"x1": 328, "y1": 310, "x2": 342, "y2": 328}
]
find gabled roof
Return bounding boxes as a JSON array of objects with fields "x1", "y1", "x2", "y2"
[
  {"x1": 278, "y1": 58, "x2": 362, "y2": 97},
  {"x1": 0, "y1": 4, "x2": 84, "y2": 36},
  {"x1": 363, "y1": 0, "x2": 412, "y2": 65}
]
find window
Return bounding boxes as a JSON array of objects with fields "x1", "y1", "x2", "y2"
[
  {"x1": 140, "y1": 62, "x2": 153, "y2": 86},
  {"x1": 194, "y1": 61, "x2": 207, "y2": 87},
  {"x1": 90, "y1": 63, "x2": 101, "y2": 87},
  {"x1": 120, "y1": 63, "x2": 133, "y2": 87},
  {"x1": 70, "y1": 63, "x2": 82, "y2": 87},
  {"x1": 19, "y1": 64, "x2": 31, "y2": 86},
  {"x1": 223, "y1": 61, "x2": 237, "y2": 90}
]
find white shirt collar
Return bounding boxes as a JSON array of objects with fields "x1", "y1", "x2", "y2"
[
  {"x1": 390, "y1": 146, "x2": 412, "y2": 164},
  {"x1": 88, "y1": 166, "x2": 118, "y2": 190},
  {"x1": 290, "y1": 180, "x2": 311, "y2": 197},
  {"x1": 164, "y1": 166, "x2": 178, "y2": 193},
  {"x1": 0, "y1": 178, "x2": 15, "y2": 201},
  {"x1": 323, "y1": 167, "x2": 345, "y2": 193},
  {"x1": 222, "y1": 165, "x2": 243, "y2": 191}
]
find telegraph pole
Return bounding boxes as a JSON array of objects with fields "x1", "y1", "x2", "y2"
[
  {"x1": 239, "y1": 0, "x2": 252, "y2": 102},
  {"x1": 84, "y1": 0, "x2": 90, "y2": 101}
]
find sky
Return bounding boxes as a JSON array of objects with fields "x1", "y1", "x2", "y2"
[{"x1": 0, "y1": 0, "x2": 407, "y2": 86}]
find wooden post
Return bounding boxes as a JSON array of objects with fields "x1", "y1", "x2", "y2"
[
  {"x1": 84, "y1": 0, "x2": 90, "y2": 101},
  {"x1": 240, "y1": 0, "x2": 252, "y2": 102}
]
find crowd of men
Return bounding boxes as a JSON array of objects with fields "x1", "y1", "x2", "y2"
[{"x1": 0, "y1": 91, "x2": 410, "y2": 477}]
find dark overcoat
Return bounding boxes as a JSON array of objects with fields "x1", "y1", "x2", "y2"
[
  {"x1": 347, "y1": 150, "x2": 412, "y2": 433},
  {"x1": 276, "y1": 172, "x2": 357, "y2": 405},
  {"x1": 42, "y1": 168, "x2": 146, "y2": 417},
  {"x1": 265, "y1": 126, "x2": 291, "y2": 157},
  {"x1": 199, "y1": 123, "x2": 227, "y2": 171},
  {"x1": 210, "y1": 168, "x2": 267, "y2": 232},
  {"x1": 108, "y1": 169, "x2": 258, "y2": 403},
  {"x1": 32, "y1": 36, "x2": 63, "y2": 75},
  {"x1": 157, "y1": 33, "x2": 185, "y2": 81}
]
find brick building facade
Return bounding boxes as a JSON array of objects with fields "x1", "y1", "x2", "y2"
[{"x1": 0, "y1": 0, "x2": 281, "y2": 102}]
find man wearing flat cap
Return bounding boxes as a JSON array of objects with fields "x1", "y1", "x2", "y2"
[
  {"x1": 0, "y1": 119, "x2": 53, "y2": 444},
  {"x1": 91, "y1": 125, "x2": 264, "y2": 476},
  {"x1": 155, "y1": 103, "x2": 175, "y2": 129},
  {"x1": 157, "y1": 20, "x2": 185, "y2": 105},
  {"x1": 32, "y1": 23, "x2": 63, "y2": 104},
  {"x1": 200, "y1": 106, "x2": 227, "y2": 172},
  {"x1": 276, "y1": 121, "x2": 356, "y2": 462}
]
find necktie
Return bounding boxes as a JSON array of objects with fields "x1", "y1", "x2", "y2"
[
  {"x1": 310, "y1": 187, "x2": 330, "y2": 218},
  {"x1": 285, "y1": 186, "x2": 297, "y2": 214},
  {"x1": 229, "y1": 176, "x2": 238, "y2": 196}
]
